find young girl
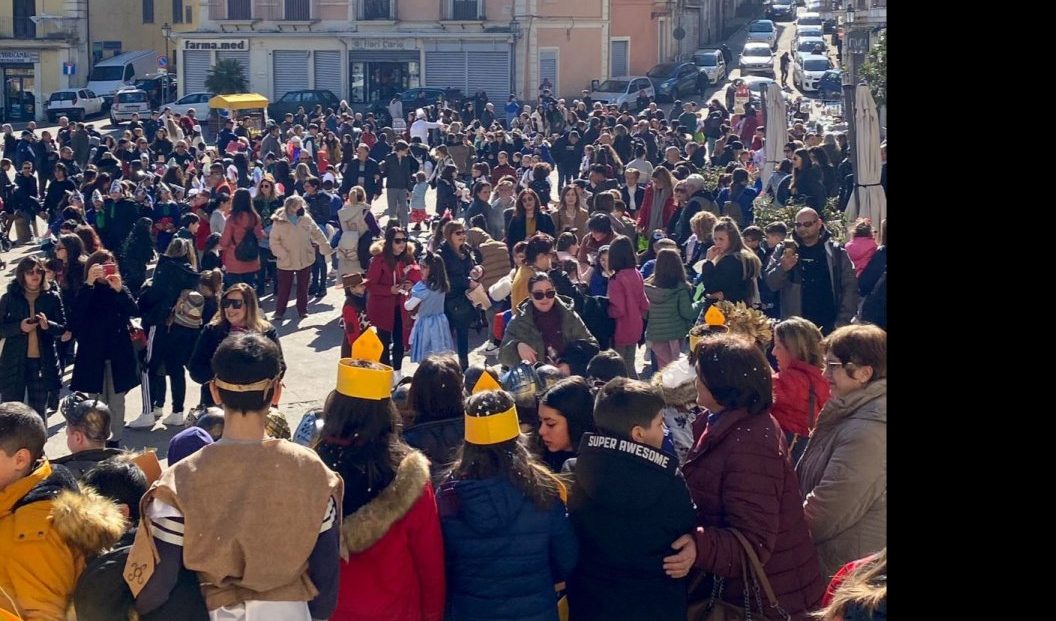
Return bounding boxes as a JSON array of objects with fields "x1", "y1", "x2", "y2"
[
  {"x1": 119, "y1": 216, "x2": 155, "y2": 295},
  {"x1": 340, "y1": 276, "x2": 367, "y2": 358},
  {"x1": 606, "y1": 235, "x2": 649, "y2": 378},
  {"x1": 644, "y1": 248, "x2": 699, "y2": 371},
  {"x1": 200, "y1": 232, "x2": 223, "y2": 271},
  {"x1": 316, "y1": 343, "x2": 446, "y2": 621},
  {"x1": 438, "y1": 388, "x2": 578, "y2": 621},
  {"x1": 336, "y1": 185, "x2": 370, "y2": 277},
  {"x1": 407, "y1": 251, "x2": 454, "y2": 363},
  {"x1": 844, "y1": 218, "x2": 878, "y2": 277},
  {"x1": 586, "y1": 244, "x2": 611, "y2": 296},
  {"x1": 410, "y1": 170, "x2": 429, "y2": 230}
]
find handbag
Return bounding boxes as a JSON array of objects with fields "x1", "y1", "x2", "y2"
[
  {"x1": 129, "y1": 323, "x2": 148, "y2": 354},
  {"x1": 687, "y1": 529, "x2": 790, "y2": 621},
  {"x1": 444, "y1": 293, "x2": 477, "y2": 328}
]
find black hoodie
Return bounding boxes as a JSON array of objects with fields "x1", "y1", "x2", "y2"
[{"x1": 567, "y1": 432, "x2": 697, "y2": 621}]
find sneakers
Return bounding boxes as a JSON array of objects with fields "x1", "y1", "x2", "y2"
[
  {"x1": 482, "y1": 341, "x2": 500, "y2": 356},
  {"x1": 152, "y1": 405, "x2": 164, "y2": 419},
  {"x1": 162, "y1": 410, "x2": 187, "y2": 426},
  {"x1": 126, "y1": 411, "x2": 156, "y2": 429}
]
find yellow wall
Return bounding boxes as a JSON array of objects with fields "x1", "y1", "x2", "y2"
[
  {"x1": 536, "y1": 0, "x2": 603, "y2": 19},
  {"x1": 536, "y1": 27, "x2": 604, "y2": 98}
]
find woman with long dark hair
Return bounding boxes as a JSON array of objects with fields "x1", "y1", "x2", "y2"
[
  {"x1": 438, "y1": 388, "x2": 578, "y2": 620},
  {"x1": 536, "y1": 376, "x2": 596, "y2": 472},
  {"x1": 272, "y1": 159, "x2": 295, "y2": 198},
  {"x1": 402, "y1": 352, "x2": 466, "y2": 483},
  {"x1": 219, "y1": 187, "x2": 265, "y2": 287},
  {"x1": 505, "y1": 188, "x2": 556, "y2": 249},
  {"x1": 698, "y1": 217, "x2": 761, "y2": 305},
  {"x1": 0, "y1": 257, "x2": 67, "y2": 418},
  {"x1": 438, "y1": 220, "x2": 482, "y2": 369},
  {"x1": 435, "y1": 164, "x2": 460, "y2": 218},
  {"x1": 790, "y1": 147, "x2": 826, "y2": 210},
  {"x1": 365, "y1": 226, "x2": 419, "y2": 380}
]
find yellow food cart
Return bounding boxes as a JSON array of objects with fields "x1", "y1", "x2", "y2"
[{"x1": 207, "y1": 93, "x2": 270, "y2": 140}]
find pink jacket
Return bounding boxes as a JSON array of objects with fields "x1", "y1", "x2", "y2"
[
  {"x1": 220, "y1": 211, "x2": 265, "y2": 274},
  {"x1": 844, "y1": 236, "x2": 878, "y2": 277},
  {"x1": 607, "y1": 268, "x2": 649, "y2": 347}
]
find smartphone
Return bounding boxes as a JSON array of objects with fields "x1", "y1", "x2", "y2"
[{"x1": 102, "y1": 263, "x2": 117, "y2": 277}]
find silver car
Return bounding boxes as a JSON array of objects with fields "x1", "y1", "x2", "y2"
[
  {"x1": 739, "y1": 42, "x2": 776, "y2": 77},
  {"x1": 747, "y1": 20, "x2": 779, "y2": 50},
  {"x1": 691, "y1": 50, "x2": 729, "y2": 86}
]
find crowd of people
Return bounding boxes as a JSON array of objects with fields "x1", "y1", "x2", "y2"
[{"x1": 0, "y1": 84, "x2": 886, "y2": 621}]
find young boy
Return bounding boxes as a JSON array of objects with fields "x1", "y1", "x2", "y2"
[
  {"x1": 566, "y1": 378, "x2": 697, "y2": 621},
  {"x1": 1, "y1": 402, "x2": 125, "y2": 620},
  {"x1": 761, "y1": 221, "x2": 787, "y2": 318},
  {"x1": 125, "y1": 333, "x2": 343, "y2": 620}
]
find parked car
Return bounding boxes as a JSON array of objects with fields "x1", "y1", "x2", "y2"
[
  {"x1": 46, "y1": 89, "x2": 105, "y2": 122},
  {"x1": 589, "y1": 77, "x2": 655, "y2": 111},
  {"x1": 739, "y1": 42, "x2": 776, "y2": 78},
  {"x1": 815, "y1": 70, "x2": 844, "y2": 100},
  {"x1": 133, "y1": 73, "x2": 178, "y2": 109},
  {"x1": 110, "y1": 88, "x2": 151, "y2": 125},
  {"x1": 158, "y1": 91, "x2": 213, "y2": 116},
  {"x1": 366, "y1": 87, "x2": 465, "y2": 126},
  {"x1": 793, "y1": 54, "x2": 835, "y2": 93},
  {"x1": 646, "y1": 62, "x2": 704, "y2": 102},
  {"x1": 795, "y1": 25, "x2": 824, "y2": 41},
  {"x1": 266, "y1": 89, "x2": 341, "y2": 120},
  {"x1": 796, "y1": 12, "x2": 824, "y2": 33},
  {"x1": 794, "y1": 37, "x2": 829, "y2": 63},
  {"x1": 768, "y1": 0, "x2": 798, "y2": 21},
  {"x1": 746, "y1": 20, "x2": 779, "y2": 50},
  {"x1": 690, "y1": 49, "x2": 729, "y2": 87}
]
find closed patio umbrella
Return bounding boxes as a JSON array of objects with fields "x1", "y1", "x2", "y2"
[
  {"x1": 761, "y1": 82, "x2": 788, "y2": 184},
  {"x1": 848, "y1": 84, "x2": 887, "y2": 225}
]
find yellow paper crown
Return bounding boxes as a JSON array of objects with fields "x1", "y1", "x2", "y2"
[
  {"x1": 471, "y1": 371, "x2": 502, "y2": 394},
  {"x1": 465, "y1": 405, "x2": 521, "y2": 445},
  {"x1": 336, "y1": 328, "x2": 393, "y2": 400},
  {"x1": 704, "y1": 305, "x2": 726, "y2": 326}
]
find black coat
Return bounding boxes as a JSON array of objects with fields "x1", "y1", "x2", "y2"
[
  {"x1": 381, "y1": 152, "x2": 419, "y2": 190},
  {"x1": 69, "y1": 283, "x2": 141, "y2": 394},
  {"x1": 402, "y1": 416, "x2": 465, "y2": 485},
  {"x1": 699, "y1": 254, "x2": 751, "y2": 304},
  {"x1": 567, "y1": 432, "x2": 697, "y2": 621},
  {"x1": 0, "y1": 283, "x2": 67, "y2": 396},
  {"x1": 505, "y1": 211, "x2": 557, "y2": 248},
  {"x1": 620, "y1": 184, "x2": 646, "y2": 215},
  {"x1": 187, "y1": 323, "x2": 285, "y2": 385},
  {"x1": 99, "y1": 198, "x2": 140, "y2": 255},
  {"x1": 340, "y1": 157, "x2": 382, "y2": 199}
]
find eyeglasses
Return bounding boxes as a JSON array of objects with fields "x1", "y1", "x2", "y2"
[
  {"x1": 221, "y1": 298, "x2": 244, "y2": 309},
  {"x1": 531, "y1": 289, "x2": 557, "y2": 300},
  {"x1": 392, "y1": 238, "x2": 408, "y2": 243},
  {"x1": 794, "y1": 219, "x2": 818, "y2": 228}
]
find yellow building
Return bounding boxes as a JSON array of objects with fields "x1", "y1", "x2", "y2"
[
  {"x1": 89, "y1": 0, "x2": 197, "y2": 72},
  {"x1": 0, "y1": 0, "x2": 90, "y2": 122}
]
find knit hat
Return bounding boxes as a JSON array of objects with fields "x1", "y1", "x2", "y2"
[
  {"x1": 464, "y1": 372, "x2": 520, "y2": 446},
  {"x1": 172, "y1": 290, "x2": 205, "y2": 329},
  {"x1": 167, "y1": 426, "x2": 214, "y2": 465}
]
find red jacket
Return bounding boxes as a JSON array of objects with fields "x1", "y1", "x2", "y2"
[
  {"x1": 366, "y1": 252, "x2": 420, "y2": 346},
  {"x1": 607, "y1": 267, "x2": 649, "y2": 347},
  {"x1": 219, "y1": 211, "x2": 265, "y2": 274},
  {"x1": 636, "y1": 183, "x2": 677, "y2": 233},
  {"x1": 683, "y1": 408, "x2": 825, "y2": 620},
  {"x1": 192, "y1": 206, "x2": 211, "y2": 251},
  {"x1": 739, "y1": 114, "x2": 760, "y2": 146},
  {"x1": 772, "y1": 360, "x2": 831, "y2": 437},
  {"x1": 331, "y1": 451, "x2": 446, "y2": 621}
]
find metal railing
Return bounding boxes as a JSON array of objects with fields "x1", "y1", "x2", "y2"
[{"x1": 0, "y1": 15, "x2": 77, "y2": 39}]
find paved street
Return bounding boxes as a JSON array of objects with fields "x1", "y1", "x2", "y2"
[{"x1": 1, "y1": 12, "x2": 837, "y2": 463}]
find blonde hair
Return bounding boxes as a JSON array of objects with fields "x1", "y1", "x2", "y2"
[
  {"x1": 347, "y1": 185, "x2": 367, "y2": 205},
  {"x1": 690, "y1": 210, "x2": 718, "y2": 240},
  {"x1": 283, "y1": 194, "x2": 306, "y2": 216},
  {"x1": 164, "y1": 237, "x2": 198, "y2": 272},
  {"x1": 774, "y1": 317, "x2": 825, "y2": 368},
  {"x1": 211, "y1": 282, "x2": 271, "y2": 333},
  {"x1": 814, "y1": 549, "x2": 887, "y2": 621}
]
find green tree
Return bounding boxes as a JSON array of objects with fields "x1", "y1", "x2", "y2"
[
  {"x1": 205, "y1": 58, "x2": 248, "y2": 95},
  {"x1": 859, "y1": 30, "x2": 886, "y2": 107}
]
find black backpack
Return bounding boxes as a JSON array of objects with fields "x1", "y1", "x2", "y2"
[{"x1": 234, "y1": 225, "x2": 260, "y2": 261}]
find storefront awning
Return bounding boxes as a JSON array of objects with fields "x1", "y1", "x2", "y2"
[{"x1": 208, "y1": 93, "x2": 269, "y2": 110}]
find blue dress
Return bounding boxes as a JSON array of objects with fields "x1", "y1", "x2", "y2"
[{"x1": 409, "y1": 281, "x2": 454, "y2": 362}]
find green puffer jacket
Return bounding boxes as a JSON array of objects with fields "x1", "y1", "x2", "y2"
[
  {"x1": 499, "y1": 296, "x2": 598, "y2": 368},
  {"x1": 644, "y1": 283, "x2": 699, "y2": 342}
]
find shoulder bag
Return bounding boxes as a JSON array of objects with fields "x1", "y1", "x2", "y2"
[{"x1": 687, "y1": 529, "x2": 791, "y2": 621}]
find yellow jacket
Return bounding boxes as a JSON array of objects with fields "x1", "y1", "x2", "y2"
[{"x1": 0, "y1": 461, "x2": 125, "y2": 621}]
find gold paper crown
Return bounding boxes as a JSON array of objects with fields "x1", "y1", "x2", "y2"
[
  {"x1": 690, "y1": 306, "x2": 729, "y2": 354},
  {"x1": 336, "y1": 328, "x2": 393, "y2": 400},
  {"x1": 465, "y1": 378, "x2": 520, "y2": 446}
]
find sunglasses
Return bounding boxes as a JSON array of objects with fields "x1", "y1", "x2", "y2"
[
  {"x1": 221, "y1": 298, "x2": 244, "y2": 309},
  {"x1": 392, "y1": 237, "x2": 408, "y2": 243},
  {"x1": 531, "y1": 290, "x2": 557, "y2": 300},
  {"x1": 794, "y1": 220, "x2": 818, "y2": 228},
  {"x1": 29, "y1": 268, "x2": 46, "y2": 276},
  {"x1": 453, "y1": 230, "x2": 466, "y2": 236}
]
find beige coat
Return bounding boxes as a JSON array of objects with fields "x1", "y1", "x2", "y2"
[
  {"x1": 269, "y1": 207, "x2": 334, "y2": 272},
  {"x1": 796, "y1": 378, "x2": 887, "y2": 578}
]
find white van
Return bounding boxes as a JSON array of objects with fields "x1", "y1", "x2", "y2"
[{"x1": 86, "y1": 50, "x2": 159, "y2": 104}]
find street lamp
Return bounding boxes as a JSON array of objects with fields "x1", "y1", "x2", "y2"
[{"x1": 161, "y1": 22, "x2": 172, "y2": 74}]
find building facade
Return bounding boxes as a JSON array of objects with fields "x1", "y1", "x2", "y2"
[
  {"x1": 0, "y1": 0, "x2": 90, "y2": 123},
  {"x1": 89, "y1": 0, "x2": 198, "y2": 71}
]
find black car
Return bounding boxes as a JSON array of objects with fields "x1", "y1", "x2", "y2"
[
  {"x1": 366, "y1": 87, "x2": 464, "y2": 127},
  {"x1": 133, "y1": 74, "x2": 178, "y2": 109},
  {"x1": 267, "y1": 89, "x2": 342, "y2": 120},
  {"x1": 767, "y1": 0, "x2": 798, "y2": 21},
  {"x1": 646, "y1": 62, "x2": 705, "y2": 102}
]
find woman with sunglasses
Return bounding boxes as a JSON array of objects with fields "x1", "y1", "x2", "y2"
[
  {"x1": 505, "y1": 188, "x2": 556, "y2": 250},
  {"x1": 269, "y1": 194, "x2": 333, "y2": 320},
  {"x1": 0, "y1": 257, "x2": 67, "y2": 419},
  {"x1": 68, "y1": 250, "x2": 141, "y2": 444},
  {"x1": 253, "y1": 174, "x2": 283, "y2": 296},
  {"x1": 366, "y1": 227, "x2": 420, "y2": 381},
  {"x1": 438, "y1": 221, "x2": 483, "y2": 370},
  {"x1": 187, "y1": 283, "x2": 285, "y2": 409},
  {"x1": 499, "y1": 272, "x2": 597, "y2": 369}
]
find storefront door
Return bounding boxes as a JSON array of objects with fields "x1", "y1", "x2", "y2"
[
  {"x1": 3, "y1": 66, "x2": 35, "y2": 122},
  {"x1": 349, "y1": 60, "x2": 419, "y2": 105}
]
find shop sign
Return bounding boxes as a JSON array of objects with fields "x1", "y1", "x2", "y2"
[
  {"x1": 0, "y1": 50, "x2": 41, "y2": 63},
  {"x1": 349, "y1": 39, "x2": 413, "y2": 51},
  {"x1": 182, "y1": 39, "x2": 249, "y2": 51}
]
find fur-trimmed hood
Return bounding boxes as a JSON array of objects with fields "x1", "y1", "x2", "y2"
[
  {"x1": 340, "y1": 450, "x2": 430, "y2": 556},
  {"x1": 51, "y1": 483, "x2": 128, "y2": 558},
  {"x1": 650, "y1": 356, "x2": 698, "y2": 407},
  {"x1": 369, "y1": 239, "x2": 418, "y2": 258}
]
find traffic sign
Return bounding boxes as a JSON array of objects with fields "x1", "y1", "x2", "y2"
[
  {"x1": 158, "y1": 55, "x2": 168, "y2": 67},
  {"x1": 673, "y1": 27, "x2": 686, "y2": 41}
]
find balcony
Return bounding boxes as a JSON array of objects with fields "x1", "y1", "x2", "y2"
[
  {"x1": 0, "y1": 16, "x2": 78, "y2": 40},
  {"x1": 209, "y1": 0, "x2": 253, "y2": 20},
  {"x1": 448, "y1": 0, "x2": 483, "y2": 21},
  {"x1": 362, "y1": 0, "x2": 393, "y2": 20}
]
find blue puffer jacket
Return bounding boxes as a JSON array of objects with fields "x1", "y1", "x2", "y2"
[{"x1": 437, "y1": 475, "x2": 578, "y2": 621}]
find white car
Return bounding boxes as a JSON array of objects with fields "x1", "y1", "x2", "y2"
[
  {"x1": 795, "y1": 25, "x2": 824, "y2": 41},
  {"x1": 746, "y1": 20, "x2": 779, "y2": 50},
  {"x1": 110, "y1": 88, "x2": 151, "y2": 125},
  {"x1": 739, "y1": 42, "x2": 776, "y2": 77},
  {"x1": 796, "y1": 12, "x2": 824, "y2": 34},
  {"x1": 589, "y1": 77, "x2": 655, "y2": 112},
  {"x1": 159, "y1": 91, "x2": 213, "y2": 116},
  {"x1": 691, "y1": 49, "x2": 729, "y2": 86},
  {"x1": 794, "y1": 37, "x2": 829, "y2": 63},
  {"x1": 46, "y1": 89, "x2": 105, "y2": 122},
  {"x1": 794, "y1": 54, "x2": 834, "y2": 92}
]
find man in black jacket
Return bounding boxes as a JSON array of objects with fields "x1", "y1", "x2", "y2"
[
  {"x1": 304, "y1": 177, "x2": 336, "y2": 297},
  {"x1": 340, "y1": 144, "x2": 381, "y2": 201},
  {"x1": 381, "y1": 140, "x2": 419, "y2": 229},
  {"x1": 566, "y1": 378, "x2": 697, "y2": 621},
  {"x1": 551, "y1": 130, "x2": 584, "y2": 189}
]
